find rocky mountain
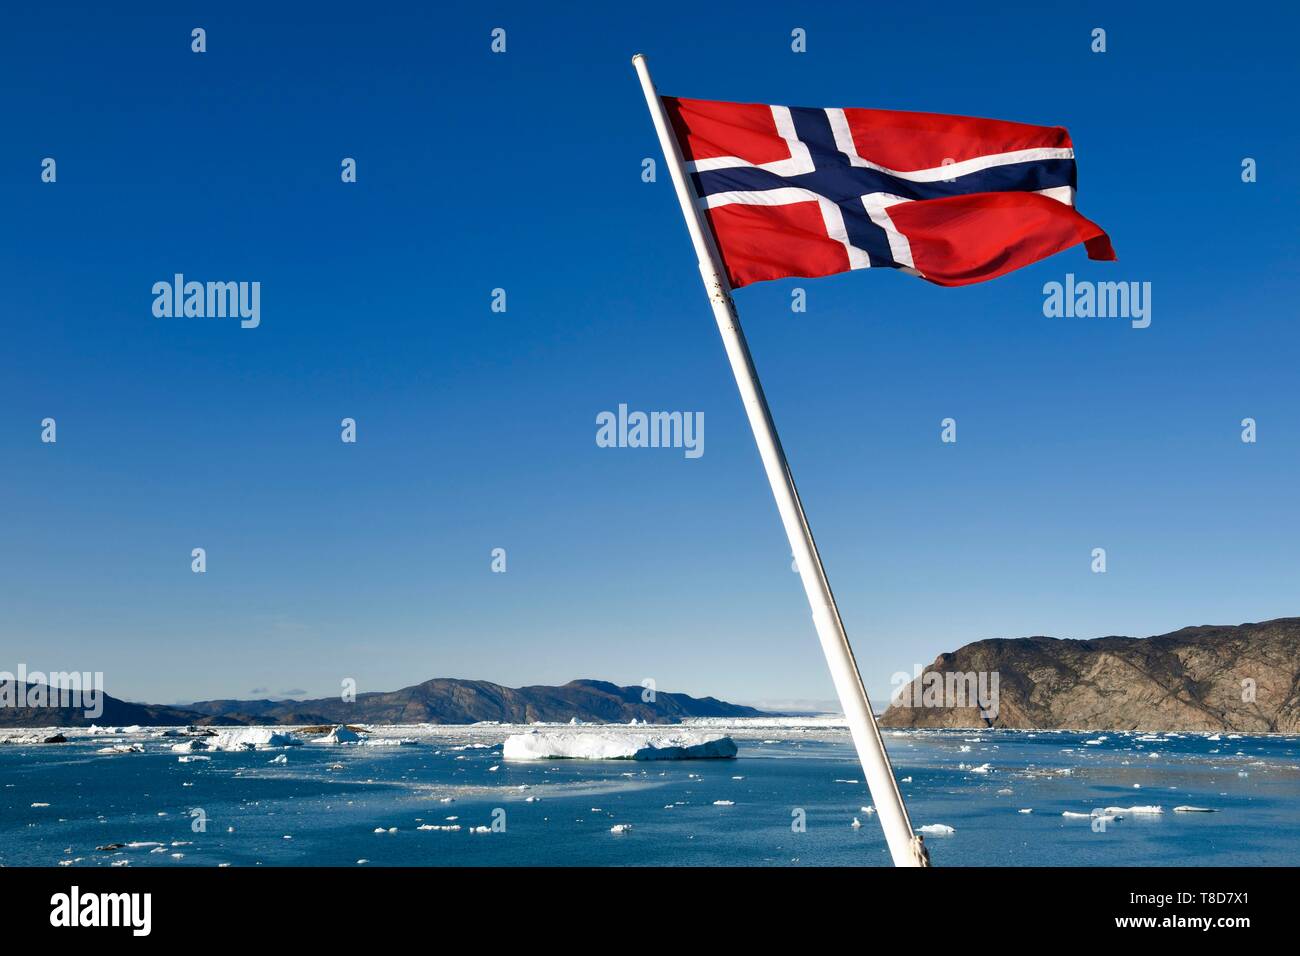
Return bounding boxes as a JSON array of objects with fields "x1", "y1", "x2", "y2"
[
  {"x1": 0, "y1": 683, "x2": 204, "y2": 728},
  {"x1": 880, "y1": 618, "x2": 1300, "y2": 732},
  {"x1": 0, "y1": 677, "x2": 764, "y2": 728}
]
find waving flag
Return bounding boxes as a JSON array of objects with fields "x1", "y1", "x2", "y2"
[{"x1": 664, "y1": 96, "x2": 1115, "y2": 288}]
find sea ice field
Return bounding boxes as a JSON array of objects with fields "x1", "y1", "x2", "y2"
[{"x1": 3, "y1": 719, "x2": 1297, "y2": 867}]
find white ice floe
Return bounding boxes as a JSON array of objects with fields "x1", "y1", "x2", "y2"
[
  {"x1": 1173, "y1": 806, "x2": 1218, "y2": 813},
  {"x1": 851, "y1": 817, "x2": 862, "y2": 828},
  {"x1": 610, "y1": 824, "x2": 632, "y2": 834},
  {"x1": 502, "y1": 729, "x2": 737, "y2": 761},
  {"x1": 171, "y1": 740, "x2": 209, "y2": 753},
  {"x1": 205, "y1": 728, "x2": 303, "y2": 751},
  {"x1": 314, "y1": 725, "x2": 361, "y2": 745},
  {"x1": 918, "y1": 824, "x2": 954, "y2": 835},
  {"x1": 418, "y1": 824, "x2": 461, "y2": 831},
  {"x1": 177, "y1": 755, "x2": 210, "y2": 763},
  {"x1": 1105, "y1": 805, "x2": 1162, "y2": 814},
  {"x1": 1018, "y1": 809, "x2": 1033, "y2": 814},
  {"x1": 97, "y1": 743, "x2": 145, "y2": 754},
  {"x1": 1062, "y1": 811, "x2": 1091, "y2": 819},
  {"x1": 269, "y1": 754, "x2": 288, "y2": 764},
  {"x1": 712, "y1": 800, "x2": 735, "y2": 806}
]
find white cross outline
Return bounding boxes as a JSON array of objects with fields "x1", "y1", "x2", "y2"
[{"x1": 686, "y1": 105, "x2": 1078, "y2": 275}]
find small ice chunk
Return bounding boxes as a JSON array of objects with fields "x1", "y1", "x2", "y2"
[{"x1": 918, "y1": 824, "x2": 954, "y2": 835}]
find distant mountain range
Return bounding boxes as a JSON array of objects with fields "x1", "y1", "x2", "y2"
[
  {"x1": 880, "y1": 618, "x2": 1300, "y2": 732},
  {"x1": 0, "y1": 677, "x2": 766, "y2": 728},
  {"x1": 9, "y1": 618, "x2": 1295, "y2": 732}
]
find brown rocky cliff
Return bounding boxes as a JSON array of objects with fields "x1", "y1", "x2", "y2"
[{"x1": 879, "y1": 618, "x2": 1300, "y2": 732}]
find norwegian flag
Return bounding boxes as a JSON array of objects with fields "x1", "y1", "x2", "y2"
[{"x1": 664, "y1": 96, "x2": 1115, "y2": 288}]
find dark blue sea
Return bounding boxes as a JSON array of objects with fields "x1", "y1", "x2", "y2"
[{"x1": 3, "y1": 724, "x2": 1297, "y2": 867}]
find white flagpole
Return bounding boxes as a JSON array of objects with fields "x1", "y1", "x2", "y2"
[{"x1": 633, "y1": 54, "x2": 928, "y2": 868}]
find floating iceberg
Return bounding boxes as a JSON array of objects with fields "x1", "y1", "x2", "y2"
[
  {"x1": 1173, "y1": 806, "x2": 1217, "y2": 813},
  {"x1": 314, "y1": 725, "x2": 361, "y2": 745},
  {"x1": 1104, "y1": 805, "x2": 1163, "y2": 815},
  {"x1": 918, "y1": 824, "x2": 954, "y2": 835},
  {"x1": 502, "y1": 729, "x2": 737, "y2": 761},
  {"x1": 206, "y1": 728, "x2": 303, "y2": 751}
]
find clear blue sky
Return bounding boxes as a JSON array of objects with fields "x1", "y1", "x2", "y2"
[{"x1": 2, "y1": 2, "x2": 1296, "y2": 708}]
